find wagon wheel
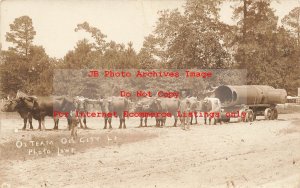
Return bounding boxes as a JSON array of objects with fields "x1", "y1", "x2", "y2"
[
  {"x1": 271, "y1": 108, "x2": 278, "y2": 120},
  {"x1": 253, "y1": 112, "x2": 257, "y2": 121},
  {"x1": 264, "y1": 108, "x2": 271, "y2": 120},
  {"x1": 241, "y1": 109, "x2": 247, "y2": 122},
  {"x1": 244, "y1": 111, "x2": 249, "y2": 122},
  {"x1": 223, "y1": 117, "x2": 230, "y2": 123},
  {"x1": 274, "y1": 108, "x2": 278, "y2": 119},
  {"x1": 246, "y1": 109, "x2": 254, "y2": 122},
  {"x1": 238, "y1": 109, "x2": 245, "y2": 122}
]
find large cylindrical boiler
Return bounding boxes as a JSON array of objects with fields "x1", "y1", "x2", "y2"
[{"x1": 214, "y1": 85, "x2": 287, "y2": 107}]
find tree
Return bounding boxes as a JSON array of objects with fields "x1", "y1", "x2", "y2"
[
  {"x1": 0, "y1": 45, "x2": 54, "y2": 95},
  {"x1": 232, "y1": 0, "x2": 279, "y2": 84},
  {"x1": 138, "y1": 34, "x2": 159, "y2": 68},
  {"x1": 72, "y1": 22, "x2": 139, "y2": 69},
  {"x1": 5, "y1": 16, "x2": 36, "y2": 58},
  {"x1": 2, "y1": 15, "x2": 37, "y2": 94},
  {"x1": 75, "y1": 22, "x2": 107, "y2": 54},
  {"x1": 0, "y1": 15, "x2": 55, "y2": 96},
  {"x1": 25, "y1": 45, "x2": 54, "y2": 95},
  {"x1": 0, "y1": 50, "x2": 26, "y2": 95},
  {"x1": 230, "y1": 0, "x2": 299, "y2": 95},
  {"x1": 282, "y1": 7, "x2": 300, "y2": 46},
  {"x1": 139, "y1": 0, "x2": 232, "y2": 69},
  {"x1": 64, "y1": 39, "x2": 97, "y2": 69},
  {"x1": 120, "y1": 42, "x2": 139, "y2": 68}
]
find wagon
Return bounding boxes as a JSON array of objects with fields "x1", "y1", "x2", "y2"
[{"x1": 213, "y1": 85, "x2": 287, "y2": 122}]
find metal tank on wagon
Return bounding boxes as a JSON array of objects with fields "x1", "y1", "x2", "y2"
[{"x1": 213, "y1": 85, "x2": 287, "y2": 122}]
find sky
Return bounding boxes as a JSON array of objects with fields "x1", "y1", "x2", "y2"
[{"x1": 1, "y1": 0, "x2": 300, "y2": 59}]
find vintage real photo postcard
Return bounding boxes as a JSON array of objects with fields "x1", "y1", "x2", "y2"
[{"x1": 0, "y1": 0, "x2": 300, "y2": 187}]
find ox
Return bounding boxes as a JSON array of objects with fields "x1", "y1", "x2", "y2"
[
  {"x1": 201, "y1": 97, "x2": 222, "y2": 125},
  {"x1": 133, "y1": 97, "x2": 159, "y2": 127},
  {"x1": 99, "y1": 96, "x2": 130, "y2": 129},
  {"x1": 143, "y1": 97, "x2": 180, "y2": 127},
  {"x1": 3, "y1": 96, "x2": 75, "y2": 130},
  {"x1": 2, "y1": 98, "x2": 34, "y2": 130},
  {"x1": 73, "y1": 96, "x2": 99, "y2": 129}
]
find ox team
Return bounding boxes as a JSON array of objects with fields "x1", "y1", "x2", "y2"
[{"x1": 1, "y1": 85, "x2": 287, "y2": 134}]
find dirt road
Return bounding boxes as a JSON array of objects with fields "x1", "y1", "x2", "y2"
[{"x1": 0, "y1": 113, "x2": 300, "y2": 188}]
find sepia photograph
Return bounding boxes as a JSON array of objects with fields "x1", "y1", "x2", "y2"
[{"x1": 0, "y1": 0, "x2": 300, "y2": 187}]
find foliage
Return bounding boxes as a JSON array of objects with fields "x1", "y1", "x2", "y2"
[
  {"x1": 140, "y1": 0, "x2": 233, "y2": 69},
  {"x1": 1, "y1": 1, "x2": 300, "y2": 97},
  {"x1": 282, "y1": 7, "x2": 300, "y2": 45},
  {"x1": 5, "y1": 16, "x2": 36, "y2": 58},
  {"x1": 232, "y1": 0, "x2": 299, "y2": 95},
  {"x1": 1, "y1": 16, "x2": 53, "y2": 96}
]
